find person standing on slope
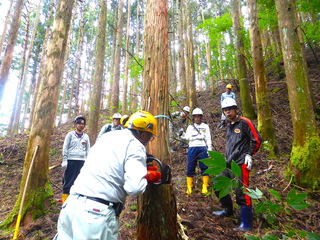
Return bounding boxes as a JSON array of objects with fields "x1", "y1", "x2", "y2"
[
  {"x1": 213, "y1": 98, "x2": 262, "y2": 232},
  {"x1": 183, "y1": 108, "x2": 212, "y2": 195},
  {"x1": 61, "y1": 116, "x2": 90, "y2": 203}
]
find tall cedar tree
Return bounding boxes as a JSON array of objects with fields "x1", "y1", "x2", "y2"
[
  {"x1": 247, "y1": 0, "x2": 278, "y2": 156},
  {"x1": 137, "y1": 0, "x2": 179, "y2": 239},
  {"x1": 1, "y1": 0, "x2": 75, "y2": 228},
  {"x1": 275, "y1": 0, "x2": 320, "y2": 190},
  {"x1": 231, "y1": 0, "x2": 256, "y2": 119},
  {"x1": 87, "y1": 0, "x2": 108, "y2": 145}
]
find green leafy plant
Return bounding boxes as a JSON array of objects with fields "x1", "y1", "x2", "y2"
[{"x1": 201, "y1": 151, "x2": 319, "y2": 240}]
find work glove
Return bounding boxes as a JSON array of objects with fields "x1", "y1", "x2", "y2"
[
  {"x1": 244, "y1": 154, "x2": 252, "y2": 170},
  {"x1": 61, "y1": 161, "x2": 68, "y2": 169}
]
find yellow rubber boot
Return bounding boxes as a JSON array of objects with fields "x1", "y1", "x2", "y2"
[
  {"x1": 202, "y1": 176, "x2": 210, "y2": 194},
  {"x1": 62, "y1": 194, "x2": 69, "y2": 203},
  {"x1": 186, "y1": 177, "x2": 193, "y2": 195}
]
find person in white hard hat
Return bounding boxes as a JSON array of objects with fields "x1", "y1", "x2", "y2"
[
  {"x1": 212, "y1": 98, "x2": 262, "y2": 232},
  {"x1": 217, "y1": 84, "x2": 236, "y2": 129},
  {"x1": 183, "y1": 108, "x2": 212, "y2": 195},
  {"x1": 170, "y1": 106, "x2": 190, "y2": 151},
  {"x1": 61, "y1": 116, "x2": 91, "y2": 203},
  {"x1": 97, "y1": 112, "x2": 123, "y2": 139}
]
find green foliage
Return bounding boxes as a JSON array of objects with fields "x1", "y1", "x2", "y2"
[
  {"x1": 49, "y1": 148, "x2": 57, "y2": 156},
  {"x1": 203, "y1": 151, "x2": 317, "y2": 240}
]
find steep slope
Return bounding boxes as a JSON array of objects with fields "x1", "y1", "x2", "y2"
[{"x1": 0, "y1": 55, "x2": 320, "y2": 239}]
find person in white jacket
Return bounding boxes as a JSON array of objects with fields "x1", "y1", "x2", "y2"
[
  {"x1": 54, "y1": 111, "x2": 157, "y2": 240},
  {"x1": 61, "y1": 116, "x2": 90, "y2": 203},
  {"x1": 183, "y1": 108, "x2": 212, "y2": 195}
]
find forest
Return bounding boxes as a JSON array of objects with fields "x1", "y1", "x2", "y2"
[{"x1": 0, "y1": 0, "x2": 319, "y2": 239}]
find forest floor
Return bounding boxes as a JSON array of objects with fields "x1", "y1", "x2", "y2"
[{"x1": 1, "y1": 52, "x2": 320, "y2": 239}]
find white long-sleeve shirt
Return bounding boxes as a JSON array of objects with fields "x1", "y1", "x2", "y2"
[
  {"x1": 70, "y1": 129, "x2": 148, "y2": 204},
  {"x1": 184, "y1": 122, "x2": 212, "y2": 151}
]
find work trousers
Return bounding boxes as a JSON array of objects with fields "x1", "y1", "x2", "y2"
[
  {"x1": 186, "y1": 146, "x2": 209, "y2": 177},
  {"x1": 63, "y1": 160, "x2": 84, "y2": 194},
  {"x1": 53, "y1": 194, "x2": 119, "y2": 240}
]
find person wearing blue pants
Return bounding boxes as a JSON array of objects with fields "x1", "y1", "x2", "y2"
[
  {"x1": 183, "y1": 108, "x2": 212, "y2": 195},
  {"x1": 213, "y1": 98, "x2": 262, "y2": 231}
]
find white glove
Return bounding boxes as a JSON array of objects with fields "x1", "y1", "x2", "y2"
[
  {"x1": 244, "y1": 154, "x2": 252, "y2": 170},
  {"x1": 61, "y1": 161, "x2": 68, "y2": 169}
]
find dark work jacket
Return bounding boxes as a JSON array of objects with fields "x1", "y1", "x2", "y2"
[{"x1": 225, "y1": 116, "x2": 262, "y2": 165}]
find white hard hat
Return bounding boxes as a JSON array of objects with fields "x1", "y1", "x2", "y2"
[
  {"x1": 192, "y1": 108, "x2": 203, "y2": 116},
  {"x1": 221, "y1": 98, "x2": 237, "y2": 109},
  {"x1": 183, "y1": 106, "x2": 190, "y2": 112},
  {"x1": 112, "y1": 113, "x2": 122, "y2": 119}
]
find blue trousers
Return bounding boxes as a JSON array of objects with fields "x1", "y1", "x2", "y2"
[{"x1": 186, "y1": 146, "x2": 209, "y2": 177}]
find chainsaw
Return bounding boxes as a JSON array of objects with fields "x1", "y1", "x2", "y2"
[{"x1": 146, "y1": 156, "x2": 172, "y2": 185}]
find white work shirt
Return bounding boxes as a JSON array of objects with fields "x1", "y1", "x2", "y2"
[
  {"x1": 70, "y1": 129, "x2": 148, "y2": 204},
  {"x1": 184, "y1": 122, "x2": 212, "y2": 151}
]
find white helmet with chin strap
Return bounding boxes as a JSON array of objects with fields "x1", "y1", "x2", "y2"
[
  {"x1": 192, "y1": 108, "x2": 203, "y2": 116},
  {"x1": 221, "y1": 98, "x2": 237, "y2": 109}
]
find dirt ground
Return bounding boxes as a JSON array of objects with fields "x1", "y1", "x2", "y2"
[{"x1": 0, "y1": 52, "x2": 320, "y2": 239}]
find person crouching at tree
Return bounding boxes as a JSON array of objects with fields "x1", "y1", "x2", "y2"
[
  {"x1": 61, "y1": 116, "x2": 90, "y2": 203},
  {"x1": 212, "y1": 98, "x2": 262, "y2": 231},
  {"x1": 183, "y1": 108, "x2": 212, "y2": 195}
]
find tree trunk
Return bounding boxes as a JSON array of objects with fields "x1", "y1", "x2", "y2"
[
  {"x1": 1, "y1": 0, "x2": 75, "y2": 228},
  {"x1": 177, "y1": 0, "x2": 187, "y2": 106},
  {"x1": 275, "y1": 0, "x2": 320, "y2": 190},
  {"x1": 185, "y1": 0, "x2": 196, "y2": 109},
  {"x1": 0, "y1": 0, "x2": 24, "y2": 110},
  {"x1": 8, "y1": 9, "x2": 31, "y2": 135},
  {"x1": 137, "y1": 1, "x2": 178, "y2": 239},
  {"x1": 29, "y1": 0, "x2": 55, "y2": 129},
  {"x1": 0, "y1": 0, "x2": 14, "y2": 61},
  {"x1": 231, "y1": 0, "x2": 256, "y2": 119},
  {"x1": 87, "y1": 0, "x2": 107, "y2": 145},
  {"x1": 111, "y1": 0, "x2": 124, "y2": 112},
  {"x1": 130, "y1": 0, "x2": 140, "y2": 110},
  {"x1": 247, "y1": 0, "x2": 278, "y2": 157},
  {"x1": 122, "y1": 0, "x2": 131, "y2": 114},
  {"x1": 74, "y1": 1, "x2": 85, "y2": 116}
]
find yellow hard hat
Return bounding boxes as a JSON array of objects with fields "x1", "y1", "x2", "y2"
[
  {"x1": 120, "y1": 114, "x2": 129, "y2": 125},
  {"x1": 226, "y1": 84, "x2": 233, "y2": 89},
  {"x1": 125, "y1": 111, "x2": 157, "y2": 136}
]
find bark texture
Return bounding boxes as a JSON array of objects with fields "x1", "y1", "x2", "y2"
[
  {"x1": 275, "y1": 0, "x2": 320, "y2": 190},
  {"x1": 1, "y1": 0, "x2": 75, "y2": 227},
  {"x1": 138, "y1": 1, "x2": 178, "y2": 239}
]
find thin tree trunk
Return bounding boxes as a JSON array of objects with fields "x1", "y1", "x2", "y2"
[
  {"x1": 137, "y1": 0, "x2": 178, "y2": 239},
  {"x1": 247, "y1": 0, "x2": 277, "y2": 156},
  {"x1": 231, "y1": 0, "x2": 256, "y2": 119},
  {"x1": 8, "y1": 9, "x2": 31, "y2": 135},
  {"x1": 275, "y1": 0, "x2": 320, "y2": 190},
  {"x1": 0, "y1": 0, "x2": 24, "y2": 110},
  {"x1": 74, "y1": 1, "x2": 85, "y2": 116},
  {"x1": 185, "y1": 0, "x2": 196, "y2": 109},
  {"x1": 87, "y1": 0, "x2": 108, "y2": 145},
  {"x1": 130, "y1": 0, "x2": 140, "y2": 110},
  {"x1": 111, "y1": 0, "x2": 124, "y2": 112},
  {"x1": 0, "y1": 0, "x2": 14, "y2": 61},
  {"x1": 122, "y1": 0, "x2": 131, "y2": 114},
  {"x1": 177, "y1": 0, "x2": 187, "y2": 106}
]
